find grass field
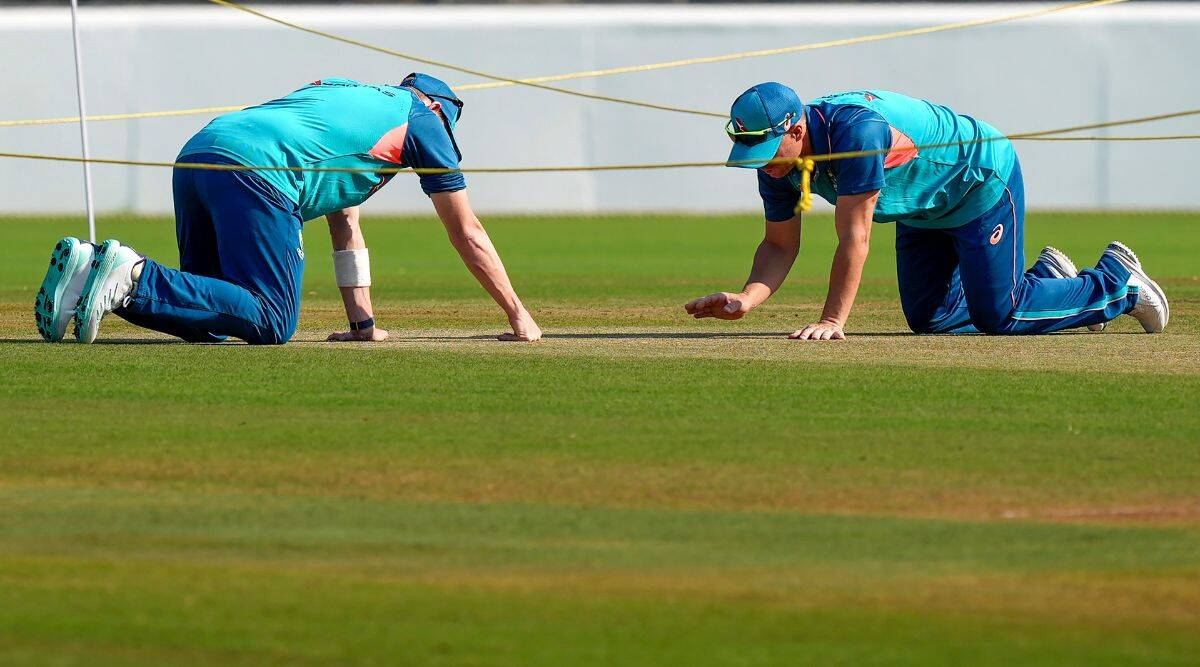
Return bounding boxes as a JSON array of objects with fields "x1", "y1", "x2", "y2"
[{"x1": 1, "y1": 211, "x2": 1198, "y2": 665}]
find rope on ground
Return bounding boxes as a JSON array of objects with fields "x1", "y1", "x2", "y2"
[{"x1": 0, "y1": 0, "x2": 1128, "y2": 128}]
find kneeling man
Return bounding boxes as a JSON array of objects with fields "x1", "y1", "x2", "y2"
[
  {"x1": 35, "y1": 74, "x2": 540, "y2": 344},
  {"x1": 686, "y1": 84, "x2": 1168, "y2": 339}
]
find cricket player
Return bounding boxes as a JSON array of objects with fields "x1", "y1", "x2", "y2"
[
  {"x1": 685, "y1": 84, "x2": 1169, "y2": 339},
  {"x1": 34, "y1": 74, "x2": 541, "y2": 345}
]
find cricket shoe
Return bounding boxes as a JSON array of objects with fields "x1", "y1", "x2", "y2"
[
  {"x1": 34, "y1": 237, "x2": 96, "y2": 342},
  {"x1": 1035, "y1": 246, "x2": 1105, "y2": 332},
  {"x1": 1102, "y1": 241, "x2": 1169, "y2": 333},
  {"x1": 74, "y1": 239, "x2": 143, "y2": 344}
]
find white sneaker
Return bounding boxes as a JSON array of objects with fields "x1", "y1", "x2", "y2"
[
  {"x1": 1035, "y1": 246, "x2": 1105, "y2": 332},
  {"x1": 1035, "y1": 246, "x2": 1078, "y2": 279},
  {"x1": 35, "y1": 237, "x2": 97, "y2": 342},
  {"x1": 1102, "y1": 241, "x2": 1169, "y2": 333},
  {"x1": 74, "y1": 240, "x2": 143, "y2": 344}
]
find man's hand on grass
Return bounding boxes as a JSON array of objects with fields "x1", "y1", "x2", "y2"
[
  {"x1": 788, "y1": 319, "x2": 845, "y2": 341},
  {"x1": 684, "y1": 292, "x2": 754, "y2": 320},
  {"x1": 327, "y1": 327, "x2": 390, "y2": 342},
  {"x1": 499, "y1": 310, "x2": 542, "y2": 342}
]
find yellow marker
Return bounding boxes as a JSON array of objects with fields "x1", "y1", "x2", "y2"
[{"x1": 794, "y1": 158, "x2": 816, "y2": 215}]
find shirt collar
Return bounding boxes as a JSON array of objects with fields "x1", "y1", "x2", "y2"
[{"x1": 805, "y1": 104, "x2": 830, "y2": 158}]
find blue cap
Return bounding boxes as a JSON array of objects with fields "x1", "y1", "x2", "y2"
[
  {"x1": 726, "y1": 82, "x2": 804, "y2": 169},
  {"x1": 401, "y1": 72, "x2": 464, "y2": 160}
]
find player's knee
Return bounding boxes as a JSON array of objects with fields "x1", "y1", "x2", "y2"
[
  {"x1": 902, "y1": 303, "x2": 942, "y2": 334},
  {"x1": 968, "y1": 308, "x2": 1012, "y2": 335},
  {"x1": 180, "y1": 332, "x2": 229, "y2": 344},
  {"x1": 245, "y1": 329, "x2": 291, "y2": 345},
  {"x1": 905, "y1": 316, "x2": 939, "y2": 334},
  {"x1": 250, "y1": 320, "x2": 296, "y2": 345},
  {"x1": 244, "y1": 305, "x2": 297, "y2": 345}
]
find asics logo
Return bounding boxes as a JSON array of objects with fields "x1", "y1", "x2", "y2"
[{"x1": 989, "y1": 224, "x2": 1004, "y2": 246}]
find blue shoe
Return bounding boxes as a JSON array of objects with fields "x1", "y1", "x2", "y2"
[
  {"x1": 34, "y1": 237, "x2": 96, "y2": 342},
  {"x1": 74, "y1": 239, "x2": 143, "y2": 344}
]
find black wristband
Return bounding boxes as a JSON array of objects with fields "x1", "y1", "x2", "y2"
[{"x1": 349, "y1": 317, "x2": 375, "y2": 331}]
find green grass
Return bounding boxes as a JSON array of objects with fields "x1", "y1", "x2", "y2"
[{"x1": 1, "y1": 211, "x2": 1199, "y2": 665}]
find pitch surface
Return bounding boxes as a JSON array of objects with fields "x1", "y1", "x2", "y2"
[{"x1": 1, "y1": 212, "x2": 1198, "y2": 665}]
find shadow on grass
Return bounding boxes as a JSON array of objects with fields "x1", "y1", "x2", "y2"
[
  {"x1": 0, "y1": 337, "x2": 208, "y2": 345},
  {"x1": 545, "y1": 332, "x2": 920, "y2": 340},
  {"x1": 408, "y1": 331, "x2": 917, "y2": 341},
  {"x1": 401, "y1": 330, "x2": 1141, "y2": 342},
  {"x1": 1, "y1": 330, "x2": 1140, "y2": 346}
]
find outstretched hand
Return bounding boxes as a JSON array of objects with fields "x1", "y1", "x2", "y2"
[
  {"x1": 326, "y1": 327, "x2": 390, "y2": 342},
  {"x1": 684, "y1": 292, "x2": 753, "y2": 320}
]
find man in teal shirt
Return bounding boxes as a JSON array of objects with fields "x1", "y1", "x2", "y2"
[
  {"x1": 36, "y1": 74, "x2": 541, "y2": 345},
  {"x1": 686, "y1": 83, "x2": 1169, "y2": 338}
]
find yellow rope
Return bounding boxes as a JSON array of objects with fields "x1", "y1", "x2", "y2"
[
  {"x1": 1021, "y1": 135, "x2": 1200, "y2": 142},
  {"x1": 1007, "y1": 109, "x2": 1200, "y2": 139},
  {"x1": 782, "y1": 110, "x2": 1200, "y2": 210},
  {"x1": 1, "y1": 110, "x2": 1196, "y2": 178},
  {"x1": 0, "y1": 0, "x2": 1128, "y2": 128},
  {"x1": 795, "y1": 159, "x2": 816, "y2": 214},
  {"x1": 204, "y1": 0, "x2": 723, "y2": 118},
  {"x1": 0, "y1": 105, "x2": 245, "y2": 128},
  {"x1": 0, "y1": 151, "x2": 724, "y2": 175},
  {"x1": 458, "y1": 0, "x2": 1130, "y2": 92},
  {"x1": 780, "y1": 128, "x2": 1200, "y2": 215}
]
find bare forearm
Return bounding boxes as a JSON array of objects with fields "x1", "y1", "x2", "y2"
[
  {"x1": 742, "y1": 239, "x2": 798, "y2": 307},
  {"x1": 816, "y1": 191, "x2": 878, "y2": 329},
  {"x1": 450, "y1": 224, "x2": 524, "y2": 317},
  {"x1": 820, "y1": 237, "x2": 869, "y2": 326},
  {"x1": 429, "y1": 190, "x2": 538, "y2": 340},
  {"x1": 327, "y1": 207, "x2": 363, "y2": 250},
  {"x1": 338, "y1": 286, "x2": 373, "y2": 322},
  {"x1": 326, "y1": 207, "x2": 374, "y2": 324}
]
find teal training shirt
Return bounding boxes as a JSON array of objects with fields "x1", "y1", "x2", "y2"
[
  {"x1": 759, "y1": 90, "x2": 1016, "y2": 228},
  {"x1": 179, "y1": 78, "x2": 465, "y2": 222}
]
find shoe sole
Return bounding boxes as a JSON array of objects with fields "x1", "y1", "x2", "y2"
[
  {"x1": 1038, "y1": 246, "x2": 1078, "y2": 278},
  {"x1": 74, "y1": 239, "x2": 123, "y2": 344},
  {"x1": 1038, "y1": 247, "x2": 1105, "y2": 332},
  {"x1": 34, "y1": 237, "x2": 91, "y2": 342},
  {"x1": 1107, "y1": 241, "x2": 1169, "y2": 332}
]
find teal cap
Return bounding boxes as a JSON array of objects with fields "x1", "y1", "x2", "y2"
[{"x1": 726, "y1": 82, "x2": 804, "y2": 169}]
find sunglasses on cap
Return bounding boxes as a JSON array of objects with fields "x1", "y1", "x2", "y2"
[
  {"x1": 725, "y1": 112, "x2": 794, "y2": 146},
  {"x1": 404, "y1": 87, "x2": 464, "y2": 124},
  {"x1": 427, "y1": 93, "x2": 464, "y2": 122}
]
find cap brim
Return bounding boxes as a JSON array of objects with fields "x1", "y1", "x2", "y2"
[{"x1": 726, "y1": 135, "x2": 784, "y2": 169}]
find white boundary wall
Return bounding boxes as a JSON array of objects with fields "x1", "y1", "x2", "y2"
[{"x1": 1, "y1": 2, "x2": 1198, "y2": 215}]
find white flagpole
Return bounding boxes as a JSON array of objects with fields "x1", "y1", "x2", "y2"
[{"x1": 68, "y1": 0, "x2": 97, "y2": 242}]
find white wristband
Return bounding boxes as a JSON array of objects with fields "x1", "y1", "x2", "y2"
[{"x1": 333, "y1": 248, "x2": 371, "y2": 287}]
